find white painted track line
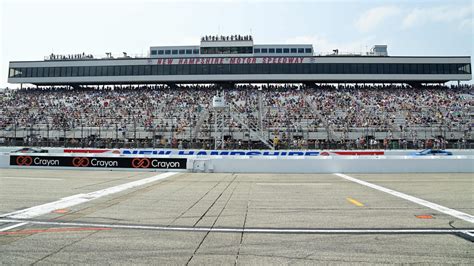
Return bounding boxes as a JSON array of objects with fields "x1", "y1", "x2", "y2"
[
  {"x1": 0, "y1": 172, "x2": 178, "y2": 219},
  {"x1": 0, "y1": 218, "x2": 472, "y2": 234},
  {"x1": 334, "y1": 173, "x2": 474, "y2": 224},
  {"x1": 0, "y1": 222, "x2": 28, "y2": 232},
  {"x1": 461, "y1": 231, "x2": 474, "y2": 237}
]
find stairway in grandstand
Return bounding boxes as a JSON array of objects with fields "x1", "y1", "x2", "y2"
[
  {"x1": 302, "y1": 93, "x2": 338, "y2": 140},
  {"x1": 212, "y1": 110, "x2": 226, "y2": 149},
  {"x1": 228, "y1": 103, "x2": 274, "y2": 149},
  {"x1": 192, "y1": 108, "x2": 209, "y2": 140},
  {"x1": 393, "y1": 112, "x2": 406, "y2": 132}
]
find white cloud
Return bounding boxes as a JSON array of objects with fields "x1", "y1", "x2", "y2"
[
  {"x1": 286, "y1": 35, "x2": 379, "y2": 55},
  {"x1": 355, "y1": 6, "x2": 400, "y2": 32},
  {"x1": 402, "y1": 5, "x2": 472, "y2": 29},
  {"x1": 459, "y1": 18, "x2": 472, "y2": 30},
  {"x1": 354, "y1": 4, "x2": 472, "y2": 32}
]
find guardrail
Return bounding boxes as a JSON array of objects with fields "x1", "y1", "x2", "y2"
[{"x1": 1, "y1": 151, "x2": 472, "y2": 173}]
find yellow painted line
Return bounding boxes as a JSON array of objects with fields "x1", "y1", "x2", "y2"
[{"x1": 347, "y1": 197, "x2": 364, "y2": 207}]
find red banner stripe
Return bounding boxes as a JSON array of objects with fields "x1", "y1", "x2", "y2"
[
  {"x1": 63, "y1": 149, "x2": 110, "y2": 153},
  {"x1": 333, "y1": 151, "x2": 384, "y2": 156}
]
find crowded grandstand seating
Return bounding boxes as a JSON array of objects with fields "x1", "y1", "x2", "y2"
[{"x1": 0, "y1": 84, "x2": 472, "y2": 149}]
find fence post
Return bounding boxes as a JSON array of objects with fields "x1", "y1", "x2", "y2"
[
  {"x1": 133, "y1": 116, "x2": 137, "y2": 148},
  {"x1": 13, "y1": 118, "x2": 17, "y2": 146},
  {"x1": 63, "y1": 127, "x2": 67, "y2": 147},
  {"x1": 81, "y1": 122, "x2": 84, "y2": 148}
]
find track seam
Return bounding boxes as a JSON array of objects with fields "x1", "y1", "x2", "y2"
[
  {"x1": 192, "y1": 175, "x2": 238, "y2": 227},
  {"x1": 31, "y1": 230, "x2": 101, "y2": 265},
  {"x1": 235, "y1": 176, "x2": 252, "y2": 266},
  {"x1": 186, "y1": 174, "x2": 238, "y2": 265},
  {"x1": 167, "y1": 174, "x2": 226, "y2": 227}
]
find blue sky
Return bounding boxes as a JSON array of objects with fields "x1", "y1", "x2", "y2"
[{"x1": 0, "y1": 0, "x2": 472, "y2": 87}]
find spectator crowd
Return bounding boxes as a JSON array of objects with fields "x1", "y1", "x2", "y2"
[{"x1": 0, "y1": 83, "x2": 472, "y2": 149}]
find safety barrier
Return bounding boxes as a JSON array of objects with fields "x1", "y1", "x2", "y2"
[
  {"x1": 1, "y1": 152, "x2": 472, "y2": 173},
  {"x1": 190, "y1": 156, "x2": 473, "y2": 173}
]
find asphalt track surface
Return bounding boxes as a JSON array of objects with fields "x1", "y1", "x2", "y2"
[{"x1": 0, "y1": 169, "x2": 472, "y2": 264}]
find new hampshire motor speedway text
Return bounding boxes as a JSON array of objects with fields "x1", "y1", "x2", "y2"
[{"x1": 121, "y1": 150, "x2": 321, "y2": 156}]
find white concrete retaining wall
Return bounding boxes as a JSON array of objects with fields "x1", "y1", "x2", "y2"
[
  {"x1": 0, "y1": 153, "x2": 9, "y2": 168},
  {"x1": 192, "y1": 156, "x2": 473, "y2": 173},
  {"x1": 1, "y1": 152, "x2": 472, "y2": 173}
]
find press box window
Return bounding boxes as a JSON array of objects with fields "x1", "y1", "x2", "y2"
[
  {"x1": 151, "y1": 50, "x2": 157, "y2": 55},
  {"x1": 305, "y1": 48, "x2": 312, "y2": 53},
  {"x1": 165, "y1": 50, "x2": 171, "y2": 55},
  {"x1": 261, "y1": 48, "x2": 268, "y2": 53},
  {"x1": 290, "y1": 48, "x2": 297, "y2": 53},
  {"x1": 172, "y1": 50, "x2": 178, "y2": 55},
  {"x1": 269, "y1": 48, "x2": 275, "y2": 53},
  {"x1": 193, "y1": 49, "x2": 199, "y2": 54},
  {"x1": 179, "y1": 49, "x2": 185, "y2": 54},
  {"x1": 283, "y1": 48, "x2": 290, "y2": 53},
  {"x1": 158, "y1": 50, "x2": 164, "y2": 55},
  {"x1": 276, "y1": 48, "x2": 282, "y2": 53},
  {"x1": 254, "y1": 48, "x2": 261, "y2": 53},
  {"x1": 298, "y1": 48, "x2": 304, "y2": 53},
  {"x1": 185, "y1": 49, "x2": 192, "y2": 54}
]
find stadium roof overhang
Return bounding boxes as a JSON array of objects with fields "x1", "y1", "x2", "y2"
[
  {"x1": 8, "y1": 56, "x2": 472, "y2": 85},
  {"x1": 21, "y1": 78, "x2": 454, "y2": 86}
]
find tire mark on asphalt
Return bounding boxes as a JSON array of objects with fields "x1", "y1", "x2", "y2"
[
  {"x1": 235, "y1": 177, "x2": 252, "y2": 266},
  {"x1": 52, "y1": 173, "x2": 186, "y2": 222},
  {"x1": 166, "y1": 174, "x2": 230, "y2": 227},
  {"x1": 73, "y1": 172, "x2": 150, "y2": 190},
  {"x1": 149, "y1": 174, "x2": 210, "y2": 205},
  {"x1": 186, "y1": 174, "x2": 238, "y2": 265},
  {"x1": 0, "y1": 174, "x2": 183, "y2": 246},
  {"x1": 192, "y1": 174, "x2": 238, "y2": 227},
  {"x1": 31, "y1": 230, "x2": 101, "y2": 265}
]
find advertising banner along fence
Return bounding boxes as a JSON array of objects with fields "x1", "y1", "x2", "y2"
[
  {"x1": 62, "y1": 149, "x2": 385, "y2": 157},
  {"x1": 10, "y1": 155, "x2": 187, "y2": 170}
]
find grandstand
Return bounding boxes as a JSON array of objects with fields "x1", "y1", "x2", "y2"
[{"x1": 2, "y1": 35, "x2": 473, "y2": 150}]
